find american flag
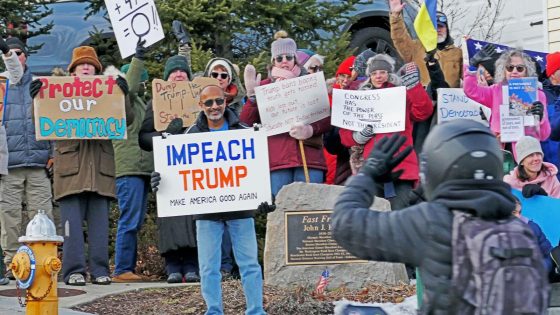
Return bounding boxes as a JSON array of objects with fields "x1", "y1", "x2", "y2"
[
  {"x1": 464, "y1": 38, "x2": 548, "y2": 72},
  {"x1": 314, "y1": 268, "x2": 330, "y2": 295}
]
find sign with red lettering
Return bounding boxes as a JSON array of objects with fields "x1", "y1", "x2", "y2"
[
  {"x1": 152, "y1": 128, "x2": 272, "y2": 217},
  {"x1": 151, "y1": 77, "x2": 219, "y2": 131},
  {"x1": 33, "y1": 76, "x2": 127, "y2": 140},
  {"x1": 0, "y1": 78, "x2": 7, "y2": 125}
]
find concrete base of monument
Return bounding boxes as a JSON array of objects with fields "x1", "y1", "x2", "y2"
[{"x1": 264, "y1": 182, "x2": 409, "y2": 290}]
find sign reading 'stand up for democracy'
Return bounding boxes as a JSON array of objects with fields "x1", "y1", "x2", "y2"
[
  {"x1": 331, "y1": 86, "x2": 406, "y2": 133},
  {"x1": 152, "y1": 128, "x2": 272, "y2": 217},
  {"x1": 254, "y1": 72, "x2": 330, "y2": 136},
  {"x1": 151, "y1": 77, "x2": 219, "y2": 131},
  {"x1": 33, "y1": 76, "x2": 127, "y2": 140}
]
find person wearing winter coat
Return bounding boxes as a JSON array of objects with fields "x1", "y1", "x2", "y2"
[
  {"x1": 332, "y1": 120, "x2": 519, "y2": 314},
  {"x1": 543, "y1": 51, "x2": 560, "y2": 179},
  {"x1": 203, "y1": 57, "x2": 246, "y2": 116},
  {"x1": 241, "y1": 31, "x2": 330, "y2": 197},
  {"x1": 504, "y1": 135, "x2": 560, "y2": 198},
  {"x1": 339, "y1": 54, "x2": 433, "y2": 209}
]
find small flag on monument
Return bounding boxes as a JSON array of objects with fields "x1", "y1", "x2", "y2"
[{"x1": 314, "y1": 268, "x2": 330, "y2": 295}]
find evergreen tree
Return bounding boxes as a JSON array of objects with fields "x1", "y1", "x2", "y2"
[{"x1": 0, "y1": 0, "x2": 55, "y2": 43}]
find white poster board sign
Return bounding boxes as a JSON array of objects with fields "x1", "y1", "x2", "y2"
[
  {"x1": 254, "y1": 72, "x2": 330, "y2": 136},
  {"x1": 331, "y1": 86, "x2": 406, "y2": 133},
  {"x1": 105, "y1": 0, "x2": 165, "y2": 59},
  {"x1": 437, "y1": 88, "x2": 491, "y2": 124},
  {"x1": 500, "y1": 105, "x2": 524, "y2": 143},
  {"x1": 153, "y1": 129, "x2": 272, "y2": 217}
]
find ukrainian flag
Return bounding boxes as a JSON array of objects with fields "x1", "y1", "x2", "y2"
[{"x1": 413, "y1": 0, "x2": 438, "y2": 52}]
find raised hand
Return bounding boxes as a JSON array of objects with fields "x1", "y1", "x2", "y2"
[{"x1": 244, "y1": 64, "x2": 261, "y2": 97}]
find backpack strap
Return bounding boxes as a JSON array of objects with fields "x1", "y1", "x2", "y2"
[{"x1": 490, "y1": 247, "x2": 533, "y2": 260}]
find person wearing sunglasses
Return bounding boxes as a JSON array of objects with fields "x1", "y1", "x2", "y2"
[
  {"x1": 202, "y1": 58, "x2": 246, "y2": 116},
  {"x1": 389, "y1": 0, "x2": 462, "y2": 88},
  {"x1": 241, "y1": 30, "x2": 330, "y2": 197},
  {"x1": 464, "y1": 49, "x2": 551, "y2": 157},
  {"x1": 304, "y1": 54, "x2": 325, "y2": 74}
]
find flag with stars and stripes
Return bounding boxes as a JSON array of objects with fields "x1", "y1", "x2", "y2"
[
  {"x1": 314, "y1": 268, "x2": 330, "y2": 295},
  {"x1": 464, "y1": 38, "x2": 548, "y2": 73}
]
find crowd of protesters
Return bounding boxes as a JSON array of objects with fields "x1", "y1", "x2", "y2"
[{"x1": 0, "y1": 1, "x2": 559, "y2": 313}]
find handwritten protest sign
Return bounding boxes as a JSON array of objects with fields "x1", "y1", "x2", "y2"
[
  {"x1": 0, "y1": 78, "x2": 7, "y2": 125},
  {"x1": 33, "y1": 76, "x2": 126, "y2": 140},
  {"x1": 105, "y1": 0, "x2": 165, "y2": 58},
  {"x1": 152, "y1": 77, "x2": 219, "y2": 131},
  {"x1": 254, "y1": 72, "x2": 329, "y2": 136},
  {"x1": 437, "y1": 88, "x2": 491, "y2": 124},
  {"x1": 153, "y1": 128, "x2": 272, "y2": 217},
  {"x1": 500, "y1": 115, "x2": 524, "y2": 143},
  {"x1": 331, "y1": 86, "x2": 406, "y2": 133},
  {"x1": 512, "y1": 189, "x2": 560, "y2": 245}
]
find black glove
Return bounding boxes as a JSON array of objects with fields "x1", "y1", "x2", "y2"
[
  {"x1": 135, "y1": 38, "x2": 148, "y2": 61},
  {"x1": 527, "y1": 101, "x2": 544, "y2": 121},
  {"x1": 359, "y1": 133, "x2": 412, "y2": 183},
  {"x1": 522, "y1": 184, "x2": 548, "y2": 198},
  {"x1": 165, "y1": 117, "x2": 184, "y2": 135},
  {"x1": 172, "y1": 20, "x2": 191, "y2": 46},
  {"x1": 116, "y1": 76, "x2": 129, "y2": 96},
  {"x1": 0, "y1": 37, "x2": 9, "y2": 55},
  {"x1": 257, "y1": 201, "x2": 276, "y2": 214},
  {"x1": 424, "y1": 49, "x2": 437, "y2": 64},
  {"x1": 479, "y1": 107, "x2": 488, "y2": 122},
  {"x1": 150, "y1": 171, "x2": 161, "y2": 192},
  {"x1": 29, "y1": 79, "x2": 43, "y2": 98},
  {"x1": 469, "y1": 43, "x2": 497, "y2": 68}
]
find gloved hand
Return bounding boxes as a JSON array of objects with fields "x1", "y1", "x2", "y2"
[
  {"x1": 165, "y1": 117, "x2": 184, "y2": 135},
  {"x1": 150, "y1": 171, "x2": 161, "y2": 192},
  {"x1": 522, "y1": 184, "x2": 548, "y2": 198},
  {"x1": 135, "y1": 38, "x2": 148, "y2": 60},
  {"x1": 397, "y1": 62, "x2": 420, "y2": 90},
  {"x1": 359, "y1": 133, "x2": 412, "y2": 183},
  {"x1": 0, "y1": 37, "x2": 9, "y2": 55},
  {"x1": 424, "y1": 49, "x2": 437, "y2": 64},
  {"x1": 29, "y1": 79, "x2": 43, "y2": 98},
  {"x1": 172, "y1": 20, "x2": 191, "y2": 46},
  {"x1": 116, "y1": 76, "x2": 129, "y2": 96},
  {"x1": 289, "y1": 123, "x2": 313, "y2": 140},
  {"x1": 479, "y1": 107, "x2": 488, "y2": 122},
  {"x1": 469, "y1": 43, "x2": 497, "y2": 68},
  {"x1": 352, "y1": 125, "x2": 374, "y2": 144},
  {"x1": 244, "y1": 64, "x2": 261, "y2": 97},
  {"x1": 257, "y1": 201, "x2": 276, "y2": 214},
  {"x1": 527, "y1": 101, "x2": 544, "y2": 121}
]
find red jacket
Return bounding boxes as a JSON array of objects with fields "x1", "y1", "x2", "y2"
[
  {"x1": 339, "y1": 82, "x2": 433, "y2": 182},
  {"x1": 240, "y1": 78, "x2": 330, "y2": 172}
]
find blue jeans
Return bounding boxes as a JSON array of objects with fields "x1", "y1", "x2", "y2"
[
  {"x1": 270, "y1": 167, "x2": 324, "y2": 197},
  {"x1": 114, "y1": 176, "x2": 149, "y2": 275},
  {"x1": 197, "y1": 218, "x2": 265, "y2": 315}
]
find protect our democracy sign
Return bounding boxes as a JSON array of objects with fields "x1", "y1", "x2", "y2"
[
  {"x1": 105, "y1": 0, "x2": 165, "y2": 59},
  {"x1": 254, "y1": 72, "x2": 330, "y2": 136},
  {"x1": 33, "y1": 76, "x2": 127, "y2": 140},
  {"x1": 152, "y1": 128, "x2": 272, "y2": 217},
  {"x1": 437, "y1": 88, "x2": 491, "y2": 124},
  {"x1": 331, "y1": 86, "x2": 406, "y2": 133}
]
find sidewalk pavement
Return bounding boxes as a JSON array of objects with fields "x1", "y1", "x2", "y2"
[{"x1": 0, "y1": 280, "x2": 197, "y2": 314}]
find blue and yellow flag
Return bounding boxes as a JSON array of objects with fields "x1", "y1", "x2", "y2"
[{"x1": 413, "y1": 0, "x2": 438, "y2": 52}]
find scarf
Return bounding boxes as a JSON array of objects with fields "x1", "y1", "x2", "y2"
[{"x1": 271, "y1": 65, "x2": 301, "y2": 81}]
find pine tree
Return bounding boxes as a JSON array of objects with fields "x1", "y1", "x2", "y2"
[{"x1": 0, "y1": 0, "x2": 55, "y2": 42}]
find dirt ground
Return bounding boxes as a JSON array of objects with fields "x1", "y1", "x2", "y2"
[{"x1": 72, "y1": 280, "x2": 415, "y2": 315}]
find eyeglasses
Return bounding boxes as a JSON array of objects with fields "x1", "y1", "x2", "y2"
[
  {"x1": 211, "y1": 72, "x2": 229, "y2": 80},
  {"x1": 274, "y1": 54, "x2": 294, "y2": 63},
  {"x1": 308, "y1": 65, "x2": 323, "y2": 72},
  {"x1": 202, "y1": 98, "x2": 225, "y2": 107},
  {"x1": 506, "y1": 64, "x2": 526, "y2": 72}
]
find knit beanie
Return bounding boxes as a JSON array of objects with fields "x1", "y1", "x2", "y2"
[
  {"x1": 208, "y1": 59, "x2": 233, "y2": 84},
  {"x1": 68, "y1": 46, "x2": 103, "y2": 73},
  {"x1": 353, "y1": 49, "x2": 376, "y2": 77},
  {"x1": 546, "y1": 51, "x2": 560, "y2": 77},
  {"x1": 366, "y1": 54, "x2": 395, "y2": 75},
  {"x1": 6, "y1": 37, "x2": 27, "y2": 56},
  {"x1": 515, "y1": 136, "x2": 543, "y2": 164},
  {"x1": 336, "y1": 56, "x2": 356, "y2": 76},
  {"x1": 304, "y1": 54, "x2": 324, "y2": 69},
  {"x1": 271, "y1": 31, "x2": 297, "y2": 59},
  {"x1": 120, "y1": 63, "x2": 149, "y2": 82},
  {"x1": 163, "y1": 55, "x2": 191, "y2": 81}
]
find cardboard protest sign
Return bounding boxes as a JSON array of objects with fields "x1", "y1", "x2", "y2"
[
  {"x1": 331, "y1": 86, "x2": 406, "y2": 133},
  {"x1": 0, "y1": 78, "x2": 7, "y2": 125},
  {"x1": 152, "y1": 128, "x2": 272, "y2": 217},
  {"x1": 254, "y1": 72, "x2": 330, "y2": 136},
  {"x1": 33, "y1": 76, "x2": 127, "y2": 140},
  {"x1": 152, "y1": 77, "x2": 219, "y2": 131},
  {"x1": 512, "y1": 189, "x2": 560, "y2": 245},
  {"x1": 105, "y1": 0, "x2": 165, "y2": 59},
  {"x1": 437, "y1": 88, "x2": 491, "y2": 124}
]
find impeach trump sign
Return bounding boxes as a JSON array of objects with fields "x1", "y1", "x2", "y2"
[
  {"x1": 33, "y1": 76, "x2": 126, "y2": 140},
  {"x1": 152, "y1": 128, "x2": 272, "y2": 217}
]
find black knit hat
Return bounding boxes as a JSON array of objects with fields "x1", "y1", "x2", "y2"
[{"x1": 6, "y1": 37, "x2": 27, "y2": 56}]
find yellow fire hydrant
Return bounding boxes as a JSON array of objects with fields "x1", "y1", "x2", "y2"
[{"x1": 10, "y1": 210, "x2": 63, "y2": 315}]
